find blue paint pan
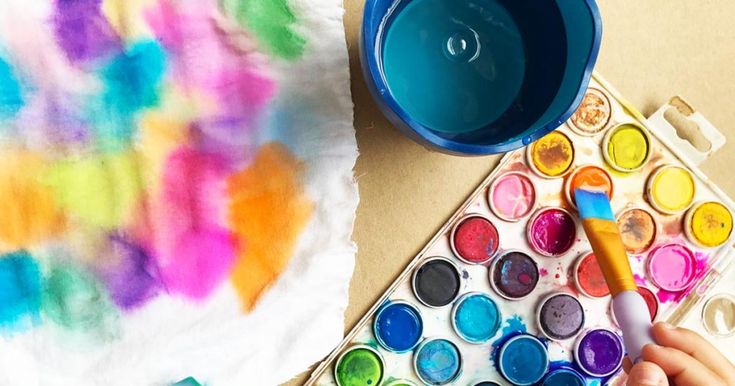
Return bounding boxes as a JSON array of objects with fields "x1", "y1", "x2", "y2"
[{"x1": 361, "y1": 0, "x2": 602, "y2": 155}]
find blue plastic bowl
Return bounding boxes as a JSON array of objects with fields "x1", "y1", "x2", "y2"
[{"x1": 361, "y1": 0, "x2": 602, "y2": 155}]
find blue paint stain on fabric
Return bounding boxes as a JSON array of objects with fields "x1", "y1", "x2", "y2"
[
  {"x1": 415, "y1": 338, "x2": 461, "y2": 385},
  {"x1": 453, "y1": 293, "x2": 501, "y2": 343},
  {"x1": 499, "y1": 334, "x2": 549, "y2": 386},
  {"x1": 0, "y1": 54, "x2": 24, "y2": 120},
  {"x1": 0, "y1": 251, "x2": 42, "y2": 332},
  {"x1": 89, "y1": 40, "x2": 166, "y2": 149},
  {"x1": 373, "y1": 301, "x2": 423, "y2": 352}
]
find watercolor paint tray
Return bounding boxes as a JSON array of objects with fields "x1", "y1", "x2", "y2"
[{"x1": 306, "y1": 73, "x2": 735, "y2": 386}]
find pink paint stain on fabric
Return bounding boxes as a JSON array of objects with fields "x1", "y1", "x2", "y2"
[
  {"x1": 145, "y1": 0, "x2": 276, "y2": 160},
  {"x1": 150, "y1": 146, "x2": 236, "y2": 299},
  {"x1": 539, "y1": 268, "x2": 549, "y2": 277}
]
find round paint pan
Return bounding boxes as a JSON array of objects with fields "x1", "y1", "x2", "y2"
[
  {"x1": 616, "y1": 207, "x2": 658, "y2": 254},
  {"x1": 536, "y1": 292, "x2": 586, "y2": 341},
  {"x1": 701, "y1": 293, "x2": 735, "y2": 337},
  {"x1": 564, "y1": 164, "x2": 614, "y2": 210},
  {"x1": 567, "y1": 87, "x2": 613, "y2": 136},
  {"x1": 451, "y1": 292, "x2": 502, "y2": 344},
  {"x1": 373, "y1": 300, "x2": 423, "y2": 353},
  {"x1": 602, "y1": 122, "x2": 652, "y2": 172},
  {"x1": 573, "y1": 251, "x2": 610, "y2": 298},
  {"x1": 574, "y1": 328, "x2": 624, "y2": 378},
  {"x1": 646, "y1": 244, "x2": 697, "y2": 292},
  {"x1": 526, "y1": 130, "x2": 575, "y2": 179},
  {"x1": 334, "y1": 344, "x2": 385, "y2": 386},
  {"x1": 610, "y1": 286, "x2": 659, "y2": 326},
  {"x1": 527, "y1": 207, "x2": 577, "y2": 257},
  {"x1": 498, "y1": 334, "x2": 549, "y2": 386},
  {"x1": 542, "y1": 368, "x2": 586, "y2": 386},
  {"x1": 450, "y1": 214, "x2": 500, "y2": 264},
  {"x1": 646, "y1": 165, "x2": 696, "y2": 215},
  {"x1": 685, "y1": 201, "x2": 734, "y2": 248},
  {"x1": 488, "y1": 172, "x2": 537, "y2": 222},
  {"x1": 412, "y1": 257, "x2": 462, "y2": 308},
  {"x1": 413, "y1": 337, "x2": 462, "y2": 385},
  {"x1": 489, "y1": 250, "x2": 539, "y2": 300},
  {"x1": 385, "y1": 380, "x2": 418, "y2": 386}
]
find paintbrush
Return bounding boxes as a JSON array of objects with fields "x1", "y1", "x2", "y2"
[{"x1": 574, "y1": 188, "x2": 655, "y2": 363}]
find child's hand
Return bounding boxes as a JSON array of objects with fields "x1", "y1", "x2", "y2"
[{"x1": 624, "y1": 322, "x2": 735, "y2": 386}]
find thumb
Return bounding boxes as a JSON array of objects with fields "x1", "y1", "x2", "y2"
[{"x1": 627, "y1": 361, "x2": 668, "y2": 386}]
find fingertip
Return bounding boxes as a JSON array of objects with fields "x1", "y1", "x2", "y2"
[
  {"x1": 623, "y1": 357, "x2": 633, "y2": 373},
  {"x1": 626, "y1": 361, "x2": 668, "y2": 386}
]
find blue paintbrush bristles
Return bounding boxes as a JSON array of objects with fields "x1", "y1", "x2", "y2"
[{"x1": 575, "y1": 188, "x2": 616, "y2": 221}]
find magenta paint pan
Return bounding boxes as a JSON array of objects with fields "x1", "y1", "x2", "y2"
[
  {"x1": 527, "y1": 207, "x2": 577, "y2": 257},
  {"x1": 450, "y1": 214, "x2": 500, "y2": 264},
  {"x1": 488, "y1": 172, "x2": 537, "y2": 222},
  {"x1": 574, "y1": 328, "x2": 624, "y2": 377},
  {"x1": 489, "y1": 250, "x2": 539, "y2": 300},
  {"x1": 536, "y1": 292, "x2": 585, "y2": 341},
  {"x1": 412, "y1": 257, "x2": 462, "y2": 308},
  {"x1": 646, "y1": 243, "x2": 697, "y2": 292}
]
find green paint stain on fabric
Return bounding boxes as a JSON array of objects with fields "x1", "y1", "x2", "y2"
[
  {"x1": 0, "y1": 54, "x2": 25, "y2": 119},
  {"x1": 42, "y1": 261, "x2": 119, "y2": 340},
  {"x1": 46, "y1": 152, "x2": 143, "y2": 229},
  {"x1": 0, "y1": 251, "x2": 42, "y2": 332},
  {"x1": 89, "y1": 40, "x2": 166, "y2": 150},
  {"x1": 220, "y1": 0, "x2": 306, "y2": 60}
]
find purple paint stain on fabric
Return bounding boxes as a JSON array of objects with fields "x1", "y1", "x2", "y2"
[
  {"x1": 52, "y1": 0, "x2": 122, "y2": 64},
  {"x1": 98, "y1": 235, "x2": 161, "y2": 310}
]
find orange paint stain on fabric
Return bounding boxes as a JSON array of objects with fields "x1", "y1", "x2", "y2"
[
  {"x1": 0, "y1": 151, "x2": 65, "y2": 248},
  {"x1": 228, "y1": 143, "x2": 313, "y2": 311}
]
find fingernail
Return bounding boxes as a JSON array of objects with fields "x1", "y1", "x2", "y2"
[
  {"x1": 634, "y1": 366, "x2": 666, "y2": 386},
  {"x1": 658, "y1": 322, "x2": 675, "y2": 330}
]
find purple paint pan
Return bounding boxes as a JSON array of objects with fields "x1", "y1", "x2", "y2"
[{"x1": 574, "y1": 328, "x2": 624, "y2": 377}]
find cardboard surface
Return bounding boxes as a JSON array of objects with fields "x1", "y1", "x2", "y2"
[{"x1": 284, "y1": 2, "x2": 735, "y2": 384}]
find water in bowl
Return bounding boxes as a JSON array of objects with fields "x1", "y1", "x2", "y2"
[{"x1": 381, "y1": 0, "x2": 526, "y2": 135}]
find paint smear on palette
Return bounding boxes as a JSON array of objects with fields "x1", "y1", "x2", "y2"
[
  {"x1": 220, "y1": 0, "x2": 306, "y2": 60},
  {"x1": 229, "y1": 143, "x2": 313, "y2": 311},
  {"x1": 0, "y1": 151, "x2": 65, "y2": 248},
  {"x1": 152, "y1": 147, "x2": 236, "y2": 300},
  {"x1": 46, "y1": 151, "x2": 143, "y2": 230},
  {"x1": 0, "y1": 251, "x2": 42, "y2": 332},
  {"x1": 52, "y1": 0, "x2": 122, "y2": 64},
  {"x1": 0, "y1": 54, "x2": 25, "y2": 119},
  {"x1": 145, "y1": 0, "x2": 277, "y2": 158},
  {"x1": 42, "y1": 259, "x2": 120, "y2": 341}
]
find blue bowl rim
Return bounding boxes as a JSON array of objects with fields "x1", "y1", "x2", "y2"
[{"x1": 360, "y1": 0, "x2": 603, "y2": 155}]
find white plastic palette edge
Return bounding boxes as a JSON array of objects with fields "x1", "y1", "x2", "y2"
[{"x1": 305, "y1": 72, "x2": 735, "y2": 386}]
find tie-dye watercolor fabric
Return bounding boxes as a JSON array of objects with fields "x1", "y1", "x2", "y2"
[{"x1": 0, "y1": 0, "x2": 357, "y2": 385}]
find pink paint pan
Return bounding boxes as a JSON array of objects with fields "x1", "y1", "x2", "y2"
[
  {"x1": 646, "y1": 244, "x2": 697, "y2": 292},
  {"x1": 488, "y1": 172, "x2": 537, "y2": 222}
]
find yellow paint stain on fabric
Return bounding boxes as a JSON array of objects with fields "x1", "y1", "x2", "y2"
[
  {"x1": 691, "y1": 202, "x2": 733, "y2": 247},
  {"x1": 46, "y1": 152, "x2": 144, "y2": 230},
  {"x1": 0, "y1": 151, "x2": 65, "y2": 248},
  {"x1": 139, "y1": 112, "x2": 188, "y2": 190},
  {"x1": 530, "y1": 131, "x2": 574, "y2": 177},
  {"x1": 607, "y1": 124, "x2": 649, "y2": 170},
  {"x1": 102, "y1": 0, "x2": 156, "y2": 39},
  {"x1": 228, "y1": 143, "x2": 313, "y2": 311},
  {"x1": 651, "y1": 167, "x2": 695, "y2": 212}
]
